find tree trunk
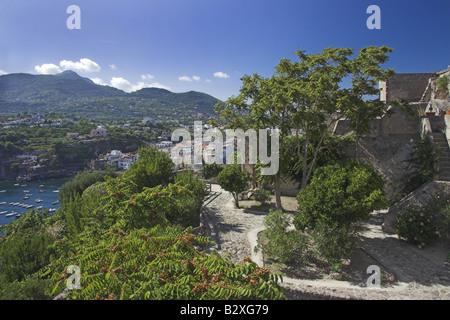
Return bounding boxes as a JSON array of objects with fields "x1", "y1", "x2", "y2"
[
  {"x1": 301, "y1": 132, "x2": 310, "y2": 189},
  {"x1": 233, "y1": 193, "x2": 240, "y2": 208},
  {"x1": 274, "y1": 173, "x2": 282, "y2": 210}
]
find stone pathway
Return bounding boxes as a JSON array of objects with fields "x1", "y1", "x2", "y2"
[{"x1": 201, "y1": 184, "x2": 450, "y2": 300}]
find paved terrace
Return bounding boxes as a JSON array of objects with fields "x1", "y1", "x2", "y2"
[{"x1": 200, "y1": 184, "x2": 450, "y2": 300}]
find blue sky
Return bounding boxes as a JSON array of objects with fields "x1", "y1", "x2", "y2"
[{"x1": 0, "y1": 0, "x2": 449, "y2": 101}]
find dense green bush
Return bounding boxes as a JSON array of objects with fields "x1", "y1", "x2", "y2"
[
  {"x1": 308, "y1": 220, "x2": 359, "y2": 264},
  {"x1": 0, "y1": 210, "x2": 57, "y2": 299},
  {"x1": 58, "y1": 167, "x2": 117, "y2": 203},
  {"x1": 429, "y1": 190, "x2": 450, "y2": 241},
  {"x1": 255, "y1": 210, "x2": 307, "y2": 263},
  {"x1": 124, "y1": 146, "x2": 174, "y2": 193},
  {"x1": 292, "y1": 160, "x2": 388, "y2": 264},
  {"x1": 201, "y1": 163, "x2": 224, "y2": 179},
  {"x1": 294, "y1": 160, "x2": 389, "y2": 232},
  {"x1": 395, "y1": 205, "x2": 440, "y2": 248},
  {"x1": 253, "y1": 188, "x2": 272, "y2": 205}
]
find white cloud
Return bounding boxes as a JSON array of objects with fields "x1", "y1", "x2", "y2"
[
  {"x1": 35, "y1": 63, "x2": 62, "y2": 75},
  {"x1": 109, "y1": 64, "x2": 117, "y2": 70},
  {"x1": 141, "y1": 74, "x2": 155, "y2": 80},
  {"x1": 110, "y1": 77, "x2": 135, "y2": 92},
  {"x1": 110, "y1": 77, "x2": 170, "y2": 92},
  {"x1": 90, "y1": 77, "x2": 107, "y2": 86},
  {"x1": 214, "y1": 71, "x2": 230, "y2": 79},
  {"x1": 0, "y1": 70, "x2": 8, "y2": 75},
  {"x1": 192, "y1": 76, "x2": 201, "y2": 81},
  {"x1": 59, "y1": 58, "x2": 101, "y2": 73},
  {"x1": 35, "y1": 58, "x2": 101, "y2": 75},
  {"x1": 178, "y1": 75, "x2": 192, "y2": 82}
]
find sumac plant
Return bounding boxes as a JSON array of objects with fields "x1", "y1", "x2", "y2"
[{"x1": 40, "y1": 225, "x2": 285, "y2": 300}]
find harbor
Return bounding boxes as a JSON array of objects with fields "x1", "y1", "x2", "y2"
[{"x1": 0, "y1": 177, "x2": 71, "y2": 225}]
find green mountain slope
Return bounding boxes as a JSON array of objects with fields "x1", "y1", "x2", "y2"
[{"x1": 0, "y1": 71, "x2": 221, "y2": 119}]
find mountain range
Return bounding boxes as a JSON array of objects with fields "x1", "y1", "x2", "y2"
[{"x1": 0, "y1": 70, "x2": 221, "y2": 119}]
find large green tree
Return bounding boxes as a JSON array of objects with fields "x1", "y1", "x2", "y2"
[{"x1": 217, "y1": 46, "x2": 395, "y2": 210}]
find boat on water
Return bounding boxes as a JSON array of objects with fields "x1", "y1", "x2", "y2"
[
  {"x1": 39, "y1": 185, "x2": 44, "y2": 188},
  {"x1": 0, "y1": 190, "x2": 6, "y2": 193},
  {"x1": 0, "y1": 211, "x2": 7, "y2": 215},
  {"x1": 38, "y1": 190, "x2": 46, "y2": 193},
  {"x1": 23, "y1": 196, "x2": 29, "y2": 200},
  {"x1": 0, "y1": 202, "x2": 6, "y2": 205},
  {"x1": 53, "y1": 190, "x2": 60, "y2": 193},
  {"x1": 49, "y1": 208, "x2": 56, "y2": 212},
  {"x1": 52, "y1": 200, "x2": 59, "y2": 205},
  {"x1": 14, "y1": 183, "x2": 19, "y2": 186},
  {"x1": 35, "y1": 199, "x2": 43, "y2": 203},
  {"x1": 23, "y1": 190, "x2": 30, "y2": 193}
]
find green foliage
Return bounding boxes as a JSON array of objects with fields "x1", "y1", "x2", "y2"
[
  {"x1": 436, "y1": 75, "x2": 449, "y2": 97},
  {"x1": 59, "y1": 168, "x2": 117, "y2": 203},
  {"x1": 0, "y1": 277, "x2": 53, "y2": 300},
  {"x1": 0, "y1": 141, "x2": 23, "y2": 158},
  {"x1": 294, "y1": 160, "x2": 389, "y2": 232},
  {"x1": 282, "y1": 134, "x2": 352, "y2": 184},
  {"x1": 217, "y1": 165, "x2": 250, "y2": 208},
  {"x1": 395, "y1": 205, "x2": 440, "y2": 248},
  {"x1": 255, "y1": 210, "x2": 307, "y2": 264},
  {"x1": 124, "y1": 146, "x2": 174, "y2": 193},
  {"x1": 253, "y1": 188, "x2": 272, "y2": 205},
  {"x1": 308, "y1": 220, "x2": 359, "y2": 264},
  {"x1": 41, "y1": 226, "x2": 285, "y2": 300},
  {"x1": 404, "y1": 136, "x2": 439, "y2": 193},
  {"x1": 0, "y1": 210, "x2": 58, "y2": 290},
  {"x1": 201, "y1": 162, "x2": 224, "y2": 179}
]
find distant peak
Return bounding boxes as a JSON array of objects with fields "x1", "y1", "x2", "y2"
[{"x1": 56, "y1": 70, "x2": 80, "y2": 77}]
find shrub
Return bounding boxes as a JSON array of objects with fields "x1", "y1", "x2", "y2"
[
  {"x1": 308, "y1": 220, "x2": 359, "y2": 264},
  {"x1": 427, "y1": 189, "x2": 450, "y2": 241},
  {"x1": 124, "y1": 146, "x2": 174, "y2": 192},
  {"x1": 202, "y1": 163, "x2": 224, "y2": 179},
  {"x1": 395, "y1": 205, "x2": 440, "y2": 248},
  {"x1": 42, "y1": 225, "x2": 285, "y2": 300},
  {"x1": 253, "y1": 188, "x2": 272, "y2": 205},
  {"x1": 255, "y1": 210, "x2": 307, "y2": 263},
  {"x1": 404, "y1": 136, "x2": 440, "y2": 194},
  {"x1": 294, "y1": 160, "x2": 389, "y2": 232},
  {"x1": 436, "y1": 75, "x2": 449, "y2": 97},
  {"x1": 217, "y1": 165, "x2": 250, "y2": 208}
]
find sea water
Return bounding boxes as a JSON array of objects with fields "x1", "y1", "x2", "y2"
[{"x1": 0, "y1": 177, "x2": 73, "y2": 226}]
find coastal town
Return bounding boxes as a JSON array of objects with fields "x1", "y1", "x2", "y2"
[{"x1": 0, "y1": 112, "x2": 212, "y2": 181}]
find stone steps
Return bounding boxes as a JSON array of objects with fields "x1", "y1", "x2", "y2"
[{"x1": 431, "y1": 129, "x2": 450, "y2": 181}]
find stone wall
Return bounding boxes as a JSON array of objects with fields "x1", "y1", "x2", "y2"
[
  {"x1": 380, "y1": 73, "x2": 436, "y2": 103},
  {"x1": 334, "y1": 104, "x2": 422, "y2": 138},
  {"x1": 382, "y1": 181, "x2": 450, "y2": 234}
]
